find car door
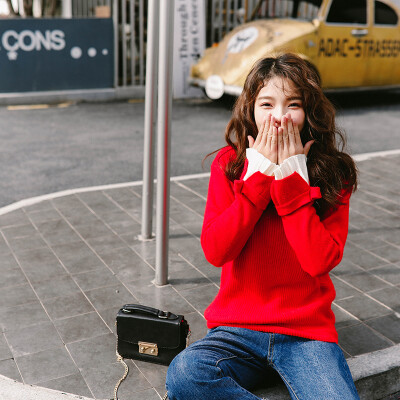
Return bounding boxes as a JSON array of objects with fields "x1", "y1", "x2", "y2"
[
  {"x1": 316, "y1": 0, "x2": 371, "y2": 88},
  {"x1": 366, "y1": 0, "x2": 400, "y2": 86}
]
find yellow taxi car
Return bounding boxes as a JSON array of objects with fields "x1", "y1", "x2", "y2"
[{"x1": 189, "y1": 0, "x2": 400, "y2": 99}]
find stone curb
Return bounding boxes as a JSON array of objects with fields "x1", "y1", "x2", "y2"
[
  {"x1": 0, "y1": 87, "x2": 145, "y2": 106},
  {"x1": 2, "y1": 344, "x2": 399, "y2": 400},
  {"x1": 350, "y1": 343, "x2": 400, "y2": 400},
  {"x1": 0, "y1": 375, "x2": 101, "y2": 400},
  {"x1": 253, "y1": 344, "x2": 400, "y2": 399}
]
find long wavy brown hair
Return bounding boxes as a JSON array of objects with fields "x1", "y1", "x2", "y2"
[{"x1": 215, "y1": 53, "x2": 358, "y2": 217}]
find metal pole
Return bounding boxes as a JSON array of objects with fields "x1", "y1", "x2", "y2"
[
  {"x1": 121, "y1": 0, "x2": 127, "y2": 86},
  {"x1": 139, "y1": 0, "x2": 145, "y2": 85},
  {"x1": 129, "y1": 0, "x2": 136, "y2": 84},
  {"x1": 141, "y1": 0, "x2": 159, "y2": 240},
  {"x1": 112, "y1": 0, "x2": 119, "y2": 88},
  {"x1": 61, "y1": 0, "x2": 72, "y2": 17},
  {"x1": 155, "y1": 0, "x2": 174, "y2": 286}
]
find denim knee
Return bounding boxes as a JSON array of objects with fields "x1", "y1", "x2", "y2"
[
  {"x1": 166, "y1": 352, "x2": 195, "y2": 399},
  {"x1": 166, "y1": 349, "x2": 218, "y2": 399},
  {"x1": 166, "y1": 353, "x2": 182, "y2": 397}
]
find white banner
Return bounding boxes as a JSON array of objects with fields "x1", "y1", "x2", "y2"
[{"x1": 173, "y1": 0, "x2": 206, "y2": 98}]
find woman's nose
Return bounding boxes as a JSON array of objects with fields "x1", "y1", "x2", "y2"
[
  {"x1": 272, "y1": 113, "x2": 282, "y2": 126},
  {"x1": 271, "y1": 108, "x2": 284, "y2": 124}
]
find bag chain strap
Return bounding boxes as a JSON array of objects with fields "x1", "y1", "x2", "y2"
[
  {"x1": 114, "y1": 330, "x2": 191, "y2": 400},
  {"x1": 114, "y1": 343, "x2": 129, "y2": 400}
]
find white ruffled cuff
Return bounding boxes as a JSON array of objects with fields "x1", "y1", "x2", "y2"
[
  {"x1": 274, "y1": 154, "x2": 309, "y2": 184},
  {"x1": 243, "y1": 148, "x2": 278, "y2": 181}
]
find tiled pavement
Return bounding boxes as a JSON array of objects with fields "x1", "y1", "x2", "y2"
[{"x1": 0, "y1": 154, "x2": 399, "y2": 399}]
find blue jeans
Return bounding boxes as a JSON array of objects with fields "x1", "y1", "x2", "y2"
[{"x1": 166, "y1": 326, "x2": 359, "y2": 400}]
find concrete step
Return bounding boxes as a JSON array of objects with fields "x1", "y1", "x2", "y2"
[{"x1": 254, "y1": 343, "x2": 400, "y2": 399}]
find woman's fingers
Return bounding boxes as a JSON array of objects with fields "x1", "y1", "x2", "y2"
[
  {"x1": 254, "y1": 117, "x2": 266, "y2": 147},
  {"x1": 265, "y1": 115, "x2": 275, "y2": 145},
  {"x1": 292, "y1": 118, "x2": 302, "y2": 147},
  {"x1": 265, "y1": 113, "x2": 271, "y2": 134},
  {"x1": 248, "y1": 135, "x2": 255, "y2": 148},
  {"x1": 265, "y1": 116, "x2": 274, "y2": 158},
  {"x1": 287, "y1": 116, "x2": 298, "y2": 157},
  {"x1": 277, "y1": 126, "x2": 288, "y2": 164},
  {"x1": 270, "y1": 126, "x2": 278, "y2": 164},
  {"x1": 282, "y1": 116, "x2": 290, "y2": 148},
  {"x1": 287, "y1": 114, "x2": 296, "y2": 145},
  {"x1": 252, "y1": 114, "x2": 280, "y2": 163},
  {"x1": 277, "y1": 127, "x2": 283, "y2": 163},
  {"x1": 277, "y1": 116, "x2": 290, "y2": 164},
  {"x1": 271, "y1": 126, "x2": 278, "y2": 144},
  {"x1": 303, "y1": 140, "x2": 315, "y2": 156},
  {"x1": 260, "y1": 114, "x2": 271, "y2": 147}
]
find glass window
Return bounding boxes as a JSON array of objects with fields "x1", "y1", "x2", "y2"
[
  {"x1": 326, "y1": 0, "x2": 367, "y2": 24},
  {"x1": 375, "y1": 1, "x2": 398, "y2": 25}
]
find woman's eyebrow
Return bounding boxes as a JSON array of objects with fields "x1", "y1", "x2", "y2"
[
  {"x1": 257, "y1": 95, "x2": 302, "y2": 101},
  {"x1": 287, "y1": 96, "x2": 302, "y2": 101}
]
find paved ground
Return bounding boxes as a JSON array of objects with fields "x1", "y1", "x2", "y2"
[{"x1": 0, "y1": 153, "x2": 399, "y2": 399}]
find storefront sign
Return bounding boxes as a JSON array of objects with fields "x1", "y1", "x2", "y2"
[{"x1": 0, "y1": 18, "x2": 113, "y2": 93}]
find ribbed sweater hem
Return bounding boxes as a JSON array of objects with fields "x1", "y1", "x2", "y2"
[{"x1": 206, "y1": 321, "x2": 338, "y2": 343}]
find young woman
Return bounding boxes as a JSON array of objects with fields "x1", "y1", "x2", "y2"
[{"x1": 165, "y1": 53, "x2": 360, "y2": 399}]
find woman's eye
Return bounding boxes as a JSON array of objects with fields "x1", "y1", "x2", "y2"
[
  {"x1": 289, "y1": 103, "x2": 302, "y2": 108},
  {"x1": 260, "y1": 103, "x2": 272, "y2": 107}
]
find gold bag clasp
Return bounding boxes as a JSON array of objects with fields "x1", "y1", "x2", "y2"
[{"x1": 138, "y1": 341, "x2": 158, "y2": 356}]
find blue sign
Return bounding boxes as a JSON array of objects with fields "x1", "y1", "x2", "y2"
[{"x1": 0, "y1": 18, "x2": 114, "y2": 92}]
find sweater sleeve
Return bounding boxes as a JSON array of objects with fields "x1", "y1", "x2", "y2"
[
  {"x1": 201, "y1": 154, "x2": 274, "y2": 267},
  {"x1": 243, "y1": 148, "x2": 278, "y2": 180},
  {"x1": 274, "y1": 154, "x2": 309, "y2": 184},
  {"x1": 270, "y1": 172, "x2": 351, "y2": 277}
]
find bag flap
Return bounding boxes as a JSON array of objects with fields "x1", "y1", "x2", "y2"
[{"x1": 116, "y1": 305, "x2": 186, "y2": 349}]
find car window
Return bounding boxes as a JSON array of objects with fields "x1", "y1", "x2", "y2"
[
  {"x1": 375, "y1": 0, "x2": 399, "y2": 25},
  {"x1": 326, "y1": 0, "x2": 367, "y2": 24}
]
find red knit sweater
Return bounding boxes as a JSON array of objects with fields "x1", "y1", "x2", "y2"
[{"x1": 201, "y1": 147, "x2": 351, "y2": 343}]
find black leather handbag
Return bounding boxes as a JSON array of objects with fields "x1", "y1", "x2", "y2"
[
  {"x1": 114, "y1": 304, "x2": 190, "y2": 400},
  {"x1": 116, "y1": 304, "x2": 190, "y2": 365}
]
